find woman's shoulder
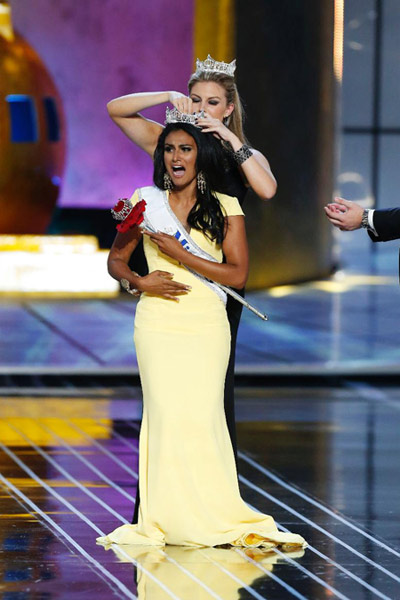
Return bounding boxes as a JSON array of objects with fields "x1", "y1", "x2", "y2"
[{"x1": 214, "y1": 192, "x2": 245, "y2": 217}]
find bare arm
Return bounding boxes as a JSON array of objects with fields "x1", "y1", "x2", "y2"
[
  {"x1": 107, "y1": 227, "x2": 191, "y2": 300},
  {"x1": 239, "y1": 148, "x2": 277, "y2": 200},
  {"x1": 107, "y1": 91, "x2": 188, "y2": 156},
  {"x1": 144, "y1": 215, "x2": 249, "y2": 289}
]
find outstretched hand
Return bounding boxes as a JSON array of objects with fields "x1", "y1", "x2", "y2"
[{"x1": 324, "y1": 197, "x2": 364, "y2": 231}]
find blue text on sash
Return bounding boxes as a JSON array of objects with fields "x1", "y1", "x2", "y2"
[{"x1": 174, "y1": 230, "x2": 190, "y2": 250}]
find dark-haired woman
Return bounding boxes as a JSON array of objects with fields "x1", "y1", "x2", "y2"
[
  {"x1": 98, "y1": 121, "x2": 305, "y2": 550},
  {"x1": 107, "y1": 58, "x2": 276, "y2": 524}
]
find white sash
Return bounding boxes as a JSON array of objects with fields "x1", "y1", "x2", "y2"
[{"x1": 137, "y1": 186, "x2": 227, "y2": 304}]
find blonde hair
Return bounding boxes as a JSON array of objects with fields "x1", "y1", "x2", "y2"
[{"x1": 188, "y1": 71, "x2": 248, "y2": 144}]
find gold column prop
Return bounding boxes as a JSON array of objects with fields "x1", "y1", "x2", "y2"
[
  {"x1": 194, "y1": 0, "x2": 235, "y2": 66},
  {"x1": 0, "y1": 1, "x2": 66, "y2": 234}
]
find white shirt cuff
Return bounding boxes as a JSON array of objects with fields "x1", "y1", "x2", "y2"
[{"x1": 368, "y1": 209, "x2": 378, "y2": 237}]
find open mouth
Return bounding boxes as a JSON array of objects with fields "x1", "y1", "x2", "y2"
[{"x1": 171, "y1": 165, "x2": 186, "y2": 178}]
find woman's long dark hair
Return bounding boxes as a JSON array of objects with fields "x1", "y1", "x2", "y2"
[{"x1": 153, "y1": 123, "x2": 228, "y2": 244}]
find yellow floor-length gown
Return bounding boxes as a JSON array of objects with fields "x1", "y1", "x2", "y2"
[{"x1": 97, "y1": 189, "x2": 306, "y2": 551}]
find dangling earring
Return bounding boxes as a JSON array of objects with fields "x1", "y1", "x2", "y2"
[
  {"x1": 197, "y1": 171, "x2": 206, "y2": 194},
  {"x1": 163, "y1": 172, "x2": 173, "y2": 190},
  {"x1": 223, "y1": 115, "x2": 230, "y2": 125}
]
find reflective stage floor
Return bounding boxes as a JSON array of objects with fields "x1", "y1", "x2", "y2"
[
  {"x1": 0, "y1": 385, "x2": 399, "y2": 600},
  {"x1": 1, "y1": 245, "x2": 400, "y2": 379},
  {"x1": 1, "y1": 241, "x2": 400, "y2": 598}
]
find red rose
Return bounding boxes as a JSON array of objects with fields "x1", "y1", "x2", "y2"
[{"x1": 116, "y1": 199, "x2": 147, "y2": 233}]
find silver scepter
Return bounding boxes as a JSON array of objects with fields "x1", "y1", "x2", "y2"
[{"x1": 214, "y1": 281, "x2": 269, "y2": 321}]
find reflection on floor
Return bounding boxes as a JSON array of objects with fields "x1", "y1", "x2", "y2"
[{"x1": 0, "y1": 386, "x2": 399, "y2": 599}]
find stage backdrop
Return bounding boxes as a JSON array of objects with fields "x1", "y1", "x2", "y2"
[
  {"x1": 8, "y1": 0, "x2": 336, "y2": 288},
  {"x1": 10, "y1": 0, "x2": 194, "y2": 209}
]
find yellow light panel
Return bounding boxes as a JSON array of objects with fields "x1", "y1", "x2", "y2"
[{"x1": 0, "y1": 235, "x2": 119, "y2": 296}]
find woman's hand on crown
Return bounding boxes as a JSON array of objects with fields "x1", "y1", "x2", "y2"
[
  {"x1": 168, "y1": 92, "x2": 193, "y2": 114},
  {"x1": 196, "y1": 113, "x2": 233, "y2": 143}
]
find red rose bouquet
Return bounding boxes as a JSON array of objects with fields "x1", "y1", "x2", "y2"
[{"x1": 111, "y1": 198, "x2": 147, "y2": 233}]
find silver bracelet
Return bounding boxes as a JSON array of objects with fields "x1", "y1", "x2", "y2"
[
  {"x1": 120, "y1": 273, "x2": 141, "y2": 296},
  {"x1": 231, "y1": 144, "x2": 253, "y2": 165}
]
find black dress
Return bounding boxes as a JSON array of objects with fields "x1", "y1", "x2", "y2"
[
  {"x1": 217, "y1": 154, "x2": 248, "y2": 460},
  {"x1": 131, "y1": 155, "x2": 247, "y2": 523}
]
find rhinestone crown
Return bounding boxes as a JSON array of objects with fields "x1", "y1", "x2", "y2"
[
  {"x1": 165, "y1": 107, "x2": 204, "y2": 127},
  {"x1": 111, "y1": 198, "x2": 133, "y2": 221},
  {"x1": 195, "y1": 54, "x2": 236, "y2": 77}
]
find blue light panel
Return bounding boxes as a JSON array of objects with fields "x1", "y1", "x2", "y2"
[{"x1": 6, "y1": 95, "x2": 38, "y2": 143}]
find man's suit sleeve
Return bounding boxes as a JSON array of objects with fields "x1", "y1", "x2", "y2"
[{"x1": 368, "y1": 208, "x2": 400, "y2": 242}]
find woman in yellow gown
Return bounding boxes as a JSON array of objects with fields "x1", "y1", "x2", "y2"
[{"x1": 98, "y1": 120, "x2": 306, "y2": 551}]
